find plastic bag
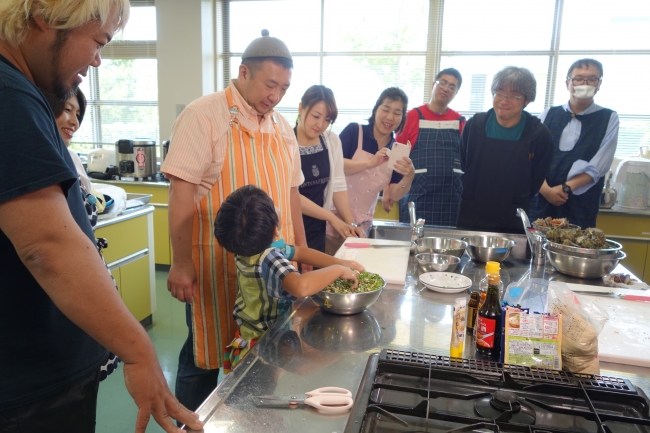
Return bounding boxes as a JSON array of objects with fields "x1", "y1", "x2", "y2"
[
  {"x1": 545, "y1": 281, "x2": 609, "y2": 374},
  {"x1": 503, "y1": 278, "x2": 549, "y2": 314},
  {"x1": 92, "y1": 183, "x2": 127, "y2": 219}
]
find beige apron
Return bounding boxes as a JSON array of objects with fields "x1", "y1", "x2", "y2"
[{"x1": 190, "y1": 87, "x2": 295, "y2": 369}]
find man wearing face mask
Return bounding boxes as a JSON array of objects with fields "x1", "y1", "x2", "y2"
[{"x1": 529, "y1": 58, "x2": 619, "y2": 229}]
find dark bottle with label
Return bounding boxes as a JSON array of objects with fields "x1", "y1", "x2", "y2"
[
  {"x1": 475, "y1": 273, "x2": 502, "y2": 358},
  {"x1": 466, "y1": 291, "x2": 480, "y2": 331}
]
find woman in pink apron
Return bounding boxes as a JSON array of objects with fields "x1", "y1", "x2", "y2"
[{"x1": 327, "y1": 88, "x2": 415, "y2": 251}]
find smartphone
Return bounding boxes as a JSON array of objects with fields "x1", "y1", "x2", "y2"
[{"x1": 386, "y1": 141, "x2": 411, "y2": 171}]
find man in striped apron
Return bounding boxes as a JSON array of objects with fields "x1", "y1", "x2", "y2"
[{"x1": 161, "y1": 30, "x2": 306, "y2": 412}]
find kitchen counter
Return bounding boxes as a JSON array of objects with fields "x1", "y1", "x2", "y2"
[
  {"x1": 189, "y1": 224, "x2": 650, "y2": 433},
  {"x1": 599, "y1": 206, "x2": 650, "y2": 217}
]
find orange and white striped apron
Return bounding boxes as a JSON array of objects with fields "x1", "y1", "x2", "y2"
[{"x1": 190, "y1": 87, "x2": 296, "y2": 369}]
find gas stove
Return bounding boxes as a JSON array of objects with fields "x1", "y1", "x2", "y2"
[{"x1": 344, "y1": 349, "x2": 650, "y2": 433}]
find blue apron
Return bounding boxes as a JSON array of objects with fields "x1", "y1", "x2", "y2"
[
  {"x1": 529, "y1": 106, "x2": 612, "y2": 229},
  {"x1": 399, "y1": 108, "x2": 465, "y2": 226},
  {"x1": 298, "y1": 134, "x2": 330, "y2": 252}
]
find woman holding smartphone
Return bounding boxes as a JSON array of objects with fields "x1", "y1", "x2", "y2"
[{"x1": 335, "y1": 87, "x2": 415, "y2": 236}]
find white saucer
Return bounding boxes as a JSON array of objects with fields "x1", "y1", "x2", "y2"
[{"x1": 419, "y1": 272, "x2": 472, "y2": 290}]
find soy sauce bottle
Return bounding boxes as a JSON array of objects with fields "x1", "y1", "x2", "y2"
[
  {"x1": 475, "y1": 273, "x2": 502, "y2": 359},
  {"x1": 466, "y1": 291, "x2": 480, "y2": 331}
]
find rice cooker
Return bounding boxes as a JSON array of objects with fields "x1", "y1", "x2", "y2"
[
  {"x1": 116, "y1": 139, "x2": 157, "y2": 178},
  {"x1": 87, "y1": 147, "x2": 116, "y2": 173}
]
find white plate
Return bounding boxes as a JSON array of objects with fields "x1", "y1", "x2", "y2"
[
  {"x1": 419, "y1": 272, "x2": 472, "y2": 290},
  {"x1": 421, "y1": 282, "x2": 470, "y2": 294}
]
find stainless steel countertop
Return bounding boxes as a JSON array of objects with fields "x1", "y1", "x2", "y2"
[
  {"x1": 95, "y1": 205, "x2": 154, "y2": 228},
  {"x1": 189, "y1": 224, "x2": 650, "y2": 433}
]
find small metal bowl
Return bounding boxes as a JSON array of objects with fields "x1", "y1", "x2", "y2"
[
  {"x1": 544, "y1": 246, "x2": 626, "y2": 279},
  {"x1": 462, "y1": 236, "x2": 516, "y2": 263},
  {"x1": 414, "y1": 237, "x2": 467, "y2": 258},
  {"x1": 415, "y1": 253, "x2": 460, "y2": 273},
  {"x1": 311, "y1": 277, "x2": 386, "y2": 315}
]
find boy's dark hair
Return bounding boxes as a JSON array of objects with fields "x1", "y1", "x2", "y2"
[
  {"x1": 367, "y1": 87, "x2": 409, "y2": 135},
  {"x1": 436, "y1": 68, "x2": 463, "y2": 90},
  {"x1": 214, "y1": 185, "x2": 278, "y2": 257}
]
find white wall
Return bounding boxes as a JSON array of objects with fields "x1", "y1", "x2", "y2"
[{"x1": 156, "y1": 0, "x2": 215, "y2": 144}]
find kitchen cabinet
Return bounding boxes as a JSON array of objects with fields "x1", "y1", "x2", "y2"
[
  {"x1": 94, "y1": 180, "x2": 172, "y2": 266},
  {"x1": 374, "y1": 197, "x2": 399, "y2": 221},
  {"x1": 95, "y1": 207, "x2": 156, "y2": 325},
  {"x1": 597, "y1": 210, "x2": 650, "y2": 283}
]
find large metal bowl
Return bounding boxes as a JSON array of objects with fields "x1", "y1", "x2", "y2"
[
  {"x1": 462, "y1": 236, "x2": 516, "y2": 263},
  {"x1": 544, "y1": 246, "x2": 626, "y2": 279},
  {"x1": 545, "y1": 239, "x2": 622, "y2": 258},
  {"x1": 415, "y1": 253, "x2": 460, "y2": 273},
  {"x1": 311, "y1": 277, "x2": 386, "y2": 315},
  {"x1": 414, "y1": 237, "x2": 467, "y2": 258}
]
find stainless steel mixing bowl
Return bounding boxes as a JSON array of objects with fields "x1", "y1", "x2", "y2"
[
  {"x1": 311, "y1": 277, "x2": 386, "y2": 315},
  {"x1": 414, "y1": 237, "x2": 467, "y2": 258},
  {"x1": 544, "y1": 247, "x2": 626, "y2": 279},
  {"x1": 415, "y1": 253, "x2": 460, "y2": 273},
  {"x1": 462, "y1": 236, "x2": 516, "y2": 263}
]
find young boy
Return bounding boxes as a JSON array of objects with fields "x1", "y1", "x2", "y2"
[{"x1": 214, "y1": 185, "x2": 364, "y2": 371}]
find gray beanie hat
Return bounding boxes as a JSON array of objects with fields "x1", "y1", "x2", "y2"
[{"x1": 241, "y1": 29, "x2": 292, "y2": 60}]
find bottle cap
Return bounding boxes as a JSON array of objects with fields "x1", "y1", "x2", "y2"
[{"x1": 486, "y1": 261, "x2": 501, "y2": 275}]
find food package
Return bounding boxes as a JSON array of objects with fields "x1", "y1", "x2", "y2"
[
  {"x1": 545, "y1": 282, "x2": 608, "y2": 374},
  {"x1": 450, "y1": 297, "x2": 466, "y2": 358},
  {"x1": 503, "y1": 307, "x2": 562, "y2": 370}
]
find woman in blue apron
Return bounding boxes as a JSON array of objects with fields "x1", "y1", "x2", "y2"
[
  {"x1": 295, "y1": 85, "x2": 364, "y2": 252},
  {"x1": 457, "y1": 66, "x2": 554, "y2": 233}
]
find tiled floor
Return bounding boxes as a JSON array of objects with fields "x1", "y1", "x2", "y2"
[{"x1": 96, "y1": 269, "x2": 189, "y2": 432}]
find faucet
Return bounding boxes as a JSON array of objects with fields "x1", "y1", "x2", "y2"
[{"x1": 409, "y1": 202, "x2": 425, "y2": 254}]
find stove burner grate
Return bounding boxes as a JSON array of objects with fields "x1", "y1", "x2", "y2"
[{"x1": 381, "y1": 349, "x2": 636, "y2": 394}]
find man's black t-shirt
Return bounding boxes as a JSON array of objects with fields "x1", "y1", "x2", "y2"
[{"x1": 0, "y1": 55, "x2": 108, "y2": 409}]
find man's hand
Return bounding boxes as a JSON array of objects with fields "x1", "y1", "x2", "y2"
[
  {"x1": 167, "y1": 260, "x2": 197, "y2": 303},
  {"x1": 541, "y1": 184, "x2": 569, "y2": 206},
  {"x1": 124, "y1": 360, "x2": 204, "y2": 433}
]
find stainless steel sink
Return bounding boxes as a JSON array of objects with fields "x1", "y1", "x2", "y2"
[{"x1": 369, "y1": 220, "x2": 530, "y2": 260}]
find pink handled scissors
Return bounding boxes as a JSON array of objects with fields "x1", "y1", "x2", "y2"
[{"x1": 254, "y1": 386, "x2": 353, "y2": 414}]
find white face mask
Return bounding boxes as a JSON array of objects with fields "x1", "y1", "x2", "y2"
[{"x1": 572, "y1": 84, "x2": 597, "y2": 99}]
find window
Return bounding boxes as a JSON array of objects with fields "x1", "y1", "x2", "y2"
[
  {"x1": 222, "y1": 0, "x2": 650, "y2": 159},
  {"x1": 226, "y1": 0, "x2": 428, "y2": 132},
  {"x1": 71, "y1": 5, "x2": 158, "y2": 154}
]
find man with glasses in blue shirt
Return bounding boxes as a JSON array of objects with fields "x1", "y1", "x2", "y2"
[{"x1": 529, "y1": 58, "x2": 619, "y2": 229}]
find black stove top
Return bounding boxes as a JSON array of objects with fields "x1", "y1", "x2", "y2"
[{"x1": 345, "y1": 349, "x2": 650, "y2": 433}]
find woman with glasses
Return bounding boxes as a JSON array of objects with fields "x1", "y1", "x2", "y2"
[
  {"x1": 294, "y1": 85, "x2": 366, "y2": 253},
  {"x1": 456, "y1": 66, "x2": 554, "y2": 232}
]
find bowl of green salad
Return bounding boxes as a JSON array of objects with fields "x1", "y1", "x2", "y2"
[{"x1": 311, "y1": 271, "x2": 386, "y2": 315}]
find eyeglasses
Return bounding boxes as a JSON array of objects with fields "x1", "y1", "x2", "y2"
[
  {"x1": 493, "y1": 92, "x2": 524, "y2": 102},
  {"x1": 435, "y1": 80, "x2": 458, "y2": 92},
  {"x1": 568, "y1": 76, "x2": 601, "y2": 86}
]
